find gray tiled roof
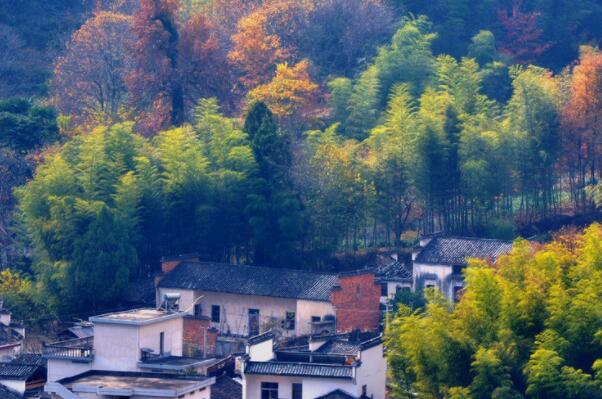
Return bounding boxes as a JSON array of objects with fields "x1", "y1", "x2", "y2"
[
  {"x1": 244, "y1": 361, "x2": 354, "y2": 379},
  {"x1": 315, "y1": 389, "x2": 358, "y2": 399},
  {"x1": 211, "y1": 376, "x2": 242, "y2": 399},
  {"x1": 159, "y1": 262, "x2": 339, "y2": 301},
  {"x1": 0, "y1": 385, "x2": 20, "y2": 399},
  {"x1": 375, "y1": 260, "x2": 412, "y2": 281},
  {"x1": 11, "y1": 353, "x2": 46, "y2": 367},
  {"x1": 314, "y1": 340, "x2": 361, "y2": 355},
  {"x1": 0, "y1": 363, "x2": 38, "y2": 380},
  {"x1": 414, "y1": 237, "x2": 512, "y2": 266}
]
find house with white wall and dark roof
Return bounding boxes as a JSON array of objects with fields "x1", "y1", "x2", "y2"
[
  {"x1": 156, "y1": 256, "x2": 382, "y2": 355},
  {"x1": 0, "y1": 302, "x2": 25, "y2": 362},
  {"x1": 241, "y1": 331, "x2": 385, "y2": 399},
  {"x1": 43, "y1": 307, "x2": 219, "y2": 399},
  {"x1": 412, "y1": 236, "x2": 513, "y2": 301}
]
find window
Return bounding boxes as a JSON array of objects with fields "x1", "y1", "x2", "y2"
[
  {"x1": 311, "y1": 316, "x2": 321, "y2": 323},
  {"x1": 292, "y1": 383, "x2": 302, "y2": 399},
  {"x1": 452, "y1": 265, "x2": 463, "y2": 275},
  {"x1": 211, "y1": 305, "x2": 220, "y2": 323},
  {"x1": 285, "y1": 312, "x2": 295, "y2": 330},
  {"x1": 159, "y1": 332, "x2": 164, "y2": 355},
  {"x1": 453, "y1": 286, "x2": 464, "y2": 302},
  {"x1": 396, "y1": 286, "x2": 410, "y2": 294},
  {"x1": 380, "y1": 283, "x2": 388, "y2": 296},
  {"x1": 261, "y1": 382, "x2": 278, "y2": 399},
  {"x1": 193, "y1": 304, "x2": 202, "y2": 319},
  {"x1": 362, "y1": 385, "x2": 367, "y2": 396}
]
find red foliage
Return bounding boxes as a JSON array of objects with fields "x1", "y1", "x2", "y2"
[
  {"x1": 497, "y1": 0, "x2": 550, "y2": 64},
  {"x1": 126, "y1": 0, "x2": 230, "y2": 135}
]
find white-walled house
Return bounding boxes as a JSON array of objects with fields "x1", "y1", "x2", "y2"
[
  {"x1": 373, "y1": 255, "x2": 413, "y2": 304},
  {"x1": 0, "y1": 306, "x2": 24, "y2": 362},
  {"x1": 241, "y1": 331, "x2": 386, "y2": 399},
  {"x1": 412, "y1": 236, "x2": 513, "y2": 300},
  {"x1": 44, "y1": 308, "x2": 215, "y2": 399},
  {"x1": 157, "y1": 262, "x2": 340, "y2": 338}
]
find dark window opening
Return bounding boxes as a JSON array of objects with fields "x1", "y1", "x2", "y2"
[
  {"x1": 194, "y1": 304, "x2": 202, "y2": 319},
  {"x1": 452, "y1": 265, "x2": 463, "y2": 275},
  {"x1": 311, "y1": 316, "x2": 321, "y2": 323},
  {"x1": 159, "y1": 332, "x2": 164, "y2": 355},
  {"x1": 249, "y1": 309, "x2": 260, "y2": 337},
  {"x1": 362, "y1": 385, "x2": 367, "y2": 396},
  {"x1": 261, "y1": 382, "x2": 278, "y2": 399},
  {"x1": 292, "y1": 383, "x2": 302, "y2": 399},
  {"x1": 285, "y1": 311, "x2": 295, "y2": 330},
  {"x1": 380, "y1": 283, "x2": 388, "y2": 296},
  {"x1": 211, "y1": 305, "x2": 220, "y2": 323},
  {"x1": 453, "y1": 286, "x2": 464, "y2": 302}
]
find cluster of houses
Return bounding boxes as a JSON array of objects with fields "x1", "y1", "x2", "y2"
[{"x1": 0, "y1": 235, "x2": 514, "y2": 399}]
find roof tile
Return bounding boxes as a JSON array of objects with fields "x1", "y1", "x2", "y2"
[{"x1": 159, "y1": 262, "x2": 339, "y2": 301}]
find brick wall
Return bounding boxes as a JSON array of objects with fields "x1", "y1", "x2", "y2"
[
  {"x1": 183, "y1": 316, "x2": 218, "y2": 357},
  {"x1": 330, "y1": 272, "x2": 381, "y2": 333}
]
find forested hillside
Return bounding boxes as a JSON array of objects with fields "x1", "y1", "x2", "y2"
[{"x1": 2, "y1": 0, "x2": 602, "y2": 315}]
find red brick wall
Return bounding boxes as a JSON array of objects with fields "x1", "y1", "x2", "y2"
[
  {"x1": 183, "y1": 316, "x2": 218, "y2": 357},
  {"x1": 330, "y1": 273, "x2": 381, "y2": 333}
]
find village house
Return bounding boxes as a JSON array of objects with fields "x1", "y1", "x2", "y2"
[
  {"x1": 372, "y1": 254, "x2": 413, "y2": 304},
  {"x1": 412, "y1": 236, "x2": 513, "y2": 300},
  {"x1": 241, "y1": 331, "x2": 386, "y2": 399},
  {"x1": 0, "y1": 303, "x2": 25, "y2": 362},
  {"x1": 0, "y1": 353, "x2": 47, "y2": 398},
  {"x1": 43, "y1": 307, "x2": 217, "y2": 399},
  {"x1": 156, "y1": 256, "x2": 382, "y2": 355}
]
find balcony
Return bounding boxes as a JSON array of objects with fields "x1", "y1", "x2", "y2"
[{"x1": 43, "y1": 336, "x2": 94, "y2": 362}]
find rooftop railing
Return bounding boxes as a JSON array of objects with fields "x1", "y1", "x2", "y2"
[{"x1": 43, "y1": 336, "x2": 94, "y2": 361}]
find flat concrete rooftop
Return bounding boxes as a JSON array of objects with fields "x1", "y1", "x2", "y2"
[
  {"x1": 71, "y1": 374, "x2": 200, "y2": 390},
  {"x1": 54, "y1": 370, "x2": 214, "y2": 397},
  {"x1": 89, "y1": 308, "x2": 183, "y2": 326}
]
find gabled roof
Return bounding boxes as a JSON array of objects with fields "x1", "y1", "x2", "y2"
[
  {"x1": 211, "y1": 375, "x2": 242, "y2": 399},
  {"x1": 0, "y1": 324, "x2": 22, "y2": 347},
  {"x1": 10, "y1": 353, "x2": 46, "y2": 367},
  {"x1": 159, "y1": 262, "x2": 339, "y2": 302},
  {"x1": 244, "y1": 361, "x2": 354, "y2": 379},
  {"x1": 414, "y1": 237, "x2": 512, "y2": 266},
  {"x1": 315, "y1": 389, "x2": 358, "y2": 399},
  {"x1": 0, "y1": 385, "x2": 20, "y2": 399},
  {"x1": 375, "y1": 260, "x2": 412, "y2": 282},
  {"x1": 314, "y1": 340, "x2": 361, "y2": 356},
  {"x1": 0, "y1": 363, "x2": 38, "y2": 380}
]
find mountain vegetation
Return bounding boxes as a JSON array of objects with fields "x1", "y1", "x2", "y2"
[{"x1": 1, "y1": 0, "x2": 602, "y2": 318}]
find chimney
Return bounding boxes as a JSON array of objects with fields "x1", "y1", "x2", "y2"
[{"x1": 160, "y1": 253, "x2": 201, "y2": 274}]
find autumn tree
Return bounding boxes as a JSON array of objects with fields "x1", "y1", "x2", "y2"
[
  {"x1": 52, "y1": 11, "x2": 133, "y2": 129},
  {"x1": 497, "y1": 0, "x2": 550, "y2": 65},
  {"x1": 247, "y1": 60, "x2": 320, "y2": 130},
  {"x1": 127, "y1": 0, "x2": 230, "y2": 134},
  {"x1": 561, "y1": 46, "x2": 602, "y2": 211},
  {"x1": 228, "y1": 8, "x2": 289, "y2": 89}
]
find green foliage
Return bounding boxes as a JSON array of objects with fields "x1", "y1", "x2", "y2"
[
  {"x1": 385, "y1": 226, "x2": 602, "y2": 398},
  {"x1": 244, "y1": 102, "x2": 304, "y2": 266},
  {"x1": 16, "y1": 104, "x2": 267, "y2": 312},
  {"x1": 0, "y1": 98, "x2": 59, "y2": 153},
  {"x1": 372, "y1": 16, "x2": 436, "y2": 101}
]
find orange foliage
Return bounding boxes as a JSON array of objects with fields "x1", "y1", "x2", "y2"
[
  {"x1": 127, "y1": 0, "x2": 231, "y2": 135},
  {"x1": 561, "y1": 46, "x2": 602, "y2": 208},
  {"x1": 228, "y1": 9, "x2": 289, "y2": 89},
  {"x1": 247, "y1": 59, "x2": 320, "y2": 126},
  {"x1": 52, "y1": 12, "x2": 133, "y2": 128}
]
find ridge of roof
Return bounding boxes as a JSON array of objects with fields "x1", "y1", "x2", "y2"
[
  {"x1": 415, "y1": 236, "x2": 513, "y2": 266},
  {"x1": 159, "y1": 262, "x2": 339, "y2": 301}
]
